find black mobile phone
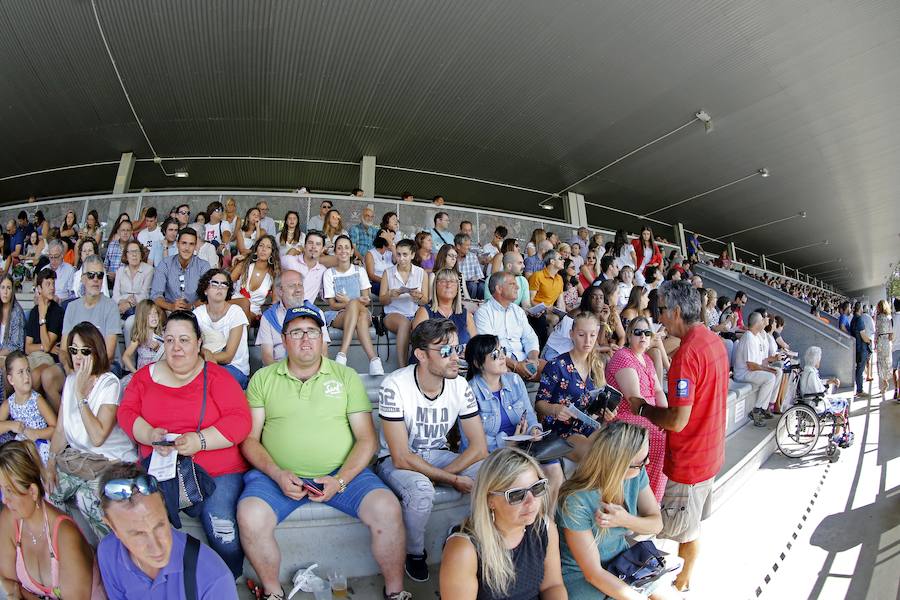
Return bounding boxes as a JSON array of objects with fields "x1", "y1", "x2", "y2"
[
  {"x1": 301, "y1": 478, "x2": 325, "y2": 496},
  {"x1": 586, "y1": 385, "x2": 623, "y2": 416},
  {"x1": 151, "y1": 440, "x2": 175, "y2": 446}
]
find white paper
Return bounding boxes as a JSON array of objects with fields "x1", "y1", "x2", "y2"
[
  {"x1": 527, "y1": 302, "x2": 547, "y2": 316},
  {"x1": 147, "y1": 433, "x2": 179, "y2": 482},
  {"x1": 506, "y1": 430, "x2": 553, "y2": 442}
]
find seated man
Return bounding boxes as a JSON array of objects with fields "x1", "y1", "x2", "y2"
[
  {"x1": 280, "y1": 230, "x2": 327, "y2": 304},
  {"x1": 97, "y1": 464, "x2": 237, "y2": 599},
  {"x1": 733, "y1": 311, "x2": 780, "y2": 426},
  {"x1": 238, "y1": 305, "x2": 410, "y2": 600},
  {"x1": 46, "y1": 239, "x2": 75, "y2": 303},
  {"x1": 482, "y1": 251, "x2": 532, "y2": 308},
  {"x1": 25, "y1": 268, "x2": 65, "y2": 410},
  {"x1": 375, "y1": 319, "x2": 488, "y2": 582},
  {"x1": 257, "y1": 269, "x2": 330, "y2": 365},
  {"x1": 150, "y1": 228, "x2": 210, "y2": 312},
  {"x1": 475, "y1": 271, "x2": 543, "y2": 382},
  {"x1": 62, "y1": 255, "x2": 122, "y2": 364}
]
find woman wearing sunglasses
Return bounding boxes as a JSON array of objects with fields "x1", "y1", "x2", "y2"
[
  {"x1": 557, "y1": 422, "x2": 677, "y2": 600},
  {"x1": 45, "y1": 321, "x2": 137, "y2": 539},
  {"x1": 0, "y1": 441, "x2": 105, "y2": 599},
  {"x1": 441, "y1": 448, "x2": 567, "y2": 600},
  {"x1": 605, "y1": 318, "x2": 669, "y2": 501}
]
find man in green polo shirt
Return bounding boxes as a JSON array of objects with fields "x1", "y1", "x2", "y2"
[{"x1": 237, "y1": 305, "x2": 410, "y2": 600}]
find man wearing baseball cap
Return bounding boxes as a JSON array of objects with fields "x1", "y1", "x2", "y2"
[{"x1": 237, "y1": 304, "x2": 410, "y2": 600}]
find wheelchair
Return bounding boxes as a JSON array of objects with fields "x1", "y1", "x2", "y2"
[{"x1": 774, "y1": 365, "x2": 852, "y2": 463}]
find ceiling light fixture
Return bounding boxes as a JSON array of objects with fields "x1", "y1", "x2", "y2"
[
  {"x1": 767, "y1": 239, "x2": 829, "y2": 258},
  {"x1": 644, "y1": 167, "x2": 769, "y2": 216},
  {"x1": 718, "y1": 209, "x2": 806, "y2": 239},
  {"x1": 536, "y1": 109, "x2": 713, "y2": 208},
  {"x1": 173, "y1": 169, "x2": 189, "y2": 178}
]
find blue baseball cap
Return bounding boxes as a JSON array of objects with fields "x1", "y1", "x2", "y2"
[{"x1": 282, "y1": 302, "x2": 325, "y2": 333}]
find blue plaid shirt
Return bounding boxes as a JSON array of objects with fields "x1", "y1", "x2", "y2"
[
  {"x1": 524, "y1": 254, "x2": 543, "y2": 275},
  {"x1": 458, "y1": 250, "x2": 484, "y2": 282},
  {"x1": 349, "y1": 222, "x2": 379, "y2": 257},
  {"x1": 104, "y1": 240, "x2": 123, "y2": 274}
]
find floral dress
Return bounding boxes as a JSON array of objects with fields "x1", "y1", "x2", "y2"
[
  {"x1": 605, "y1": 348, "x2": 667, "y2": 501},
  {"x1": 875, "y1": 313, "x2": 893, "y2": 384},
  {"x1": 8, "y1": 391, "x2": 51, "y2": 463},
  {"x1": 537, "y1": 352, "x2": 597, "y2": 437}
]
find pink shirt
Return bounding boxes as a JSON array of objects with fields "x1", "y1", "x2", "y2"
[{"x1": 281, "y1": 255, "x2": 327, "y2": 303}]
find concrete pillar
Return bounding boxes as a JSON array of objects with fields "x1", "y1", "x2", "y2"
[
  {"x1": 780, "y1": 263, "x2": 786, "y2": 276},
  {"x1": 727, "y1": 241, "x2": 737, "y2": 262},
  {"x1": 759, "y1": 254, "x2": 767, "y2": 271},
  {"x1": 674, "y1": 223, "x2": 687, "y2": 258},
  {"x1": 113, "y1": 152, "x2": 135, "y2": 194},
  {"x1": 566, "y1": 192, "x2": 588, "y2": 228},
  {"x1": 359, "y1": 155, "x2": 376, "y2": 197}
]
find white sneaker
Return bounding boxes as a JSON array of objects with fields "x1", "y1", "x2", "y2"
[
  {"x1": 369, "y1": 357, "x2": 385, "y2": 376},
  {"x1": 335, "y1": 352, "x2": 348, "y2": 366}
]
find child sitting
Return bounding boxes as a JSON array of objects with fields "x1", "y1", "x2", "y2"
[
  {"x1": 0, "y1": 351, "x2": 56, "y2": 463},
  {"x1": 121, "y1": 299, "x2": 166, "y2": 374}
]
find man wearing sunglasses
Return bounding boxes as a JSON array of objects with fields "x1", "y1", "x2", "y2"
[
  {"x1": 96, "y1": 464, "x2": 237, "y2": 599},
  {"x1": 306, "y1": 200, "x2": 332, "y2": 232},
  {"x1": 376, "y1": 318, "x2": 488, "y2": 582},
  {"x1": 238, "y1": 305, "x2": 410, "y2": 600},
  {"x1": 62, "y1": 255, "x2": 121, "y2": 367},
  {"x1": 151, "y1": 228, "x2": 211, "y2": 313}
]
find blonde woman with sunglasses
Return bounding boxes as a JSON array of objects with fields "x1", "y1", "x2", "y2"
[{"x1": 441, "y1": 448, "x2": 566, "y2": 599}]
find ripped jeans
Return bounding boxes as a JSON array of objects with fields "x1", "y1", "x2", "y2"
[
  {"x1": 375, "y1": 449, "x2": 483, "y2": 555},
  {"x1": 181, "y1": 471, "x2": 244, "y2": 577}
]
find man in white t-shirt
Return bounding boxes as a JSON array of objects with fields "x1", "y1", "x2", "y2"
[
  {"x1": 257, "y1": 270, "x2": 330, "y2": 364},
  {"x1": 203, "y1": 200, "x2": 233, "y2": 248},
  {"x1": 375, "y1": 319, "x2": 488, "y2": 582},
  {"x1": 733, "y1": 311, "x2": 780, "y2": 426},
  {"x1": 136, "y1": 207, "x2": 163, "y2": 255}
]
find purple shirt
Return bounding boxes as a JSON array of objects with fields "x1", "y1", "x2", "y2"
[{"x1": 98, "y1": 529, "x2": 237, "y2": 600}]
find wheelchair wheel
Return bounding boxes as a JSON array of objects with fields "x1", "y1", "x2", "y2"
[
  {"x1": 776, "y1": 404, "x2": 820, "y2": 458},
  {"x1": 826, "y1": 443, "x2": 840, "y2": 463}
]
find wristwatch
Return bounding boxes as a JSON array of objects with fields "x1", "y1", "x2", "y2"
[{"x1": 39, "y1": 318, "x2": 46, "y2": 326}]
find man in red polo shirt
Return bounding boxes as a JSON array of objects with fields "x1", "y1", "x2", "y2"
[{"x1": 627, "y1": 280, "x2": 728, "y2": 592}]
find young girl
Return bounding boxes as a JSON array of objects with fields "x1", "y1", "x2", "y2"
[
  {"x1": 121, "y1": 300, "x2": 165, "y2": 373},
  {"x1": 0, "y1": 351, "x2": 56, "y2": 463}
]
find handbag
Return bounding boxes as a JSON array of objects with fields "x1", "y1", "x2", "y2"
[
  {"x1": 519, "y1": 431, "x2": 574, "y2": 462},
  {"x1": 141, "y1": 364, "x2": 216, "y2": 527},
  {"x1": 55, "y1": 446, "x2": 115, "y2": 480},
  {"x1": 604, "y1": 540, "x2": 667, "y2": 586}
]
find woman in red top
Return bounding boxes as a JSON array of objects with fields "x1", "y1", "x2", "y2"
[
  {"x1": 631, "y1": 225, "x2": 662, "y2": 280},
  {"x1": 605, "y1": 316, "x2": 668, "y2": 500},
  {"x1": 118, "y1": 310, "x2": 251, "y2": 577}
]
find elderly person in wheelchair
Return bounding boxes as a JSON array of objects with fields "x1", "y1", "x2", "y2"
[{"x1": 799, "y1": 346, "x2": 852, "y2": 449}]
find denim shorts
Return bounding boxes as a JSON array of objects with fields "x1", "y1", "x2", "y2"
[
  {"x1": 893, "y1": 350, "x2": 900, "y2": 370},
  {"x1": 239, "y1": 467, "x2": 388, "y2": 522}
]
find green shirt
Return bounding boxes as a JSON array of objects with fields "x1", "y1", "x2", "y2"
[
  {"x1": 247, "y1": 357, "x2": 372, "y2": 478},
  {"x1": 483, "y1": 274, "x2": 529, "y2": 306}
]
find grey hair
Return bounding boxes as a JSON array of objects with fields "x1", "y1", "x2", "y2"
[
  {"x1": 47, "y1": 239, "x2": 65, "y2": 254},
  {"x1": 81, "y1": 255, "x2": 104, "y2": 271},
  {"x1": 659, "y1": 280, "x2": 702, "y2": 324},
  {"x1": 538, "y1": 240, "x2": 554, "y2": 254},
  {"x1": 275, "y1": 269, "x2": 302, "y2": 292},
  {"x1": 542, "y1": 250, "x2": 559, "y2": 268},
  {"x1": 487, "y1": 271, "x2": 511, "y2": 296},
  {"x1": 501, "y1": 252, "x2": 519, "y2": 270},
  {"x1": 747, "y1": 311, "x2": 764, "y2": 328},
  {"x1": 803, "y1": 345, "x2": 822, "y2": 368}
]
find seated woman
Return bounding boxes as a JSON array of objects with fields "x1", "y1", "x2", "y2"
[
  {"x1": 544, "y1": 287, "x2": 618, "y2": 361},
  {"x1": 488, "y1": 238, "x2": 518, "y2": 279},
  {"x1": 605, "y1": 317, "x2": 668, "y2": 501},
  {"x1": 0, "y1": 274, "x2": 26, "y2": 362},
  {"x1": 557, "y1": 422, "x2": 678, "y2": 600},
  {"x1": 463, "y1": 335, "x2": 565, "y2": 494},
  {"x1": 234, "y1": 207, "x2": 262, "y2": 260},
  {"x1": 230, "y1": 234, "x2": 279, "y2": 319},
  {"x1": 535, "y1": 311, "x2": 616, "y2": 463},
  {"x1": 561, "y1": 260, "x2": 581, "y2": 312},
  {"x1": 0, "y1": 441, "x2": 105, "y2": 599},
  {"x1": 111, "y1": 239, "x2": 153, "y2": 320},
  {"x1": 578, "y1": 250, "x2": 598, "y2": 293},
  {"x1": 413, "y1": 230, "x2": 435, "y2": 273},
  {"x1": 365, "y1": 231, "x2": 394, "y2": 296},
  {"x1": 440, "y1": 447, "x2": 566, "y2": 600},
  {"x1": 799, "y1": 345, "x2": 851, "y2": 448},
  {"x1": 412, "y1": 268, "x2": 477, "y2": 350},
  {"x1": 193, "y1": 269, "x2": 250, "y2": 389},
  {"x1": 118, "y1": 309, "x2": 251, "y2": 577},
  {"x1": 618, "y1": 286, "x2": 647, "y2": 333},
  {"x1": 321, "y1": 208, "x2": 348, "y2": 267},
  {"x1": 323, "y1": 235, "x2": 384, "y2": 376},
  {"x1": 380, "y1": 239, "x2": 427, "y2": 367},
  {"x1": 46, "y1": 321, "x2": 137, "y2": 539}
]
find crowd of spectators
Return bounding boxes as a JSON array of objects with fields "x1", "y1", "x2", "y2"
[{"x1": 0, "y1": 194, "x2": 892, "y2": 600}]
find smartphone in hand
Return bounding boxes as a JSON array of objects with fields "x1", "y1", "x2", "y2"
[{"x1": 301, "y1": 479, "x2": 325, "y2": 496}]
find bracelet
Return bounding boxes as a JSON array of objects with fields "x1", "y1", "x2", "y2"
[
  {"x1": 197, "y1": 431, "x2": 207, "y2": 451},
  {"x1": 336, "y1": 477, "x2": 347, "y2": 493},
  {"x1": 637, "y1": 403, "x2": 646, "y2": 417}
]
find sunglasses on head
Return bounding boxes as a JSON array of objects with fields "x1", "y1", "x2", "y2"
[
  {"x1": 631, "y1": 329, "x2": 654, "y2": 338},
  {"x1": 429, "y1": 343, "x2": 464, "y2": 358},
  {"x1": 102, "y1": 474, "x2": 160, "y2": 501},
  {"x1": 490, "y1": 478, "x2": 549, "y2": 505},
  {"x1": 84, "y1": 271, "x2": 104, "y2": 280},
  {"x1": 68, "y1": 346, "x2": 93, "y2": 356}
]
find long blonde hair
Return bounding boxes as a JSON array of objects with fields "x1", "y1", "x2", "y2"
[
  {"x1": 458, "y1": 448, "x2": 549, "y2": 596},
  {"x1": 132, "y1": 299, "x2": 165, "y2": 345},
  {"x1": 571, "y1": 311, "x2": 606, "y2": 388},
  {"x1": 558, "y1": 422, "x2": 647, "y2": 536},
  {"x1": 429, "y1": 268, "x2": 462, "y2": 314}
]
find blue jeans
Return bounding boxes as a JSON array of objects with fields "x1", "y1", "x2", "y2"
[
  {"x1": 182, "y1": 472, "x2": 245, "y2": 577},
  {"x1": 855, "y1": 346, "x2": 871, "y2": 393},
  {"x1": 222, "y1": 364, "x2": 249, "y2": 389}
]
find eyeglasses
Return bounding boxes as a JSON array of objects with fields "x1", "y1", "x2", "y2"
[
  {"x1": 103, "y1": 474, "x2": 160, "y2": 501},
  {"x1": 84, "y1": 271, "x2": 104, "y2": 280},
  {"x1": 629, "y1": 454, "x2": 650, "y2": 470},
  {"x1": 286, "y1": 328, "x2": 322, "y2": 340},
  {"x1": 208, "y1": 280, "x2": 229, "y2": 289},
  {"x1": 489, "y1": 347, "x2": 508, "y2": 361},
  {"x1": 212, "y1": 207, "x2": 223, "y2": 213},
  {"x1": 490, "y1": 478, "x2": 549, "y2": 505},
  {"x1": 429, "y1": 343, "x2": 464, "y2": 358},
  {"x1": 48, "y1": 253, "x2": 62, "y2": 260},
  {"x1": 322, "y1": 204, "x2": 333, "y2": 209},
  {"x1": 178, "y1": 210, "x2": 191, "y2": 216},
  {"x1": 68, "y1": 346, "x2": 93, "y2": 356},
  {"x1": 631, "y1": 329, "x2": 654, "y2": 338}
]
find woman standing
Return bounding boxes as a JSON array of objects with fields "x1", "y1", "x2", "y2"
[
  {"x1": 365, "y1": 231, "x2": 394, "y2": 296},
  {"x1": 111, "y1": 240, "x2": 153, "y2": 320},
  {"x1": 605, "y1": 318, "x2": 668, "y2": 501},
  {"x1": 612, "y1": 229, "x2": 637, "y2": 273},
  {"x1": 194, "y1": 269, "x2": 251, "y2": 388},
  {"x1": 0, "y1": 274, "x2": 25, "y2": 361},
  {"x1": 875, "y1": 299, "x2": 894, "y2": 397},
  {"x1": 230, "y1": 235, "x2": 279, "y2": 318},
  {"x1": 630, "y1": 226, "x2": 661, "y2": 282},
  {"x1": 323, "y1": 236, "x2": 384, "y2": 375},
  {"x1": 412, "y1": 269, "x2": 477, "y2": 346},
  {"x1": 440, "y1": 448, "x2": 566, "y2": 600},
  {"x1": 45, "y1": 322, "x2": 137, "y2": 539},
  {"x1": 118, "y1": 310, "x2": 251, "y2": 577}
]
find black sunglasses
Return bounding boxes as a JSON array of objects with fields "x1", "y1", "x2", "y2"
[
  {"x1": 490, "y1": 478, "x2": 549, "y2": 505},
  {"x1": 84, "y1": 271, "x2": 105, "y2": 280},
  {"x1": 631, "y1": 329, "x2": 654, "y2": 338},
  {"x1": 68, "y1": 346, "x2": 93, "y2": 356}
]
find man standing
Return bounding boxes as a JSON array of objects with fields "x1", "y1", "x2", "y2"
[
  {"x1": 136, "y1": 207, "x2": 163, "y2": 255},
  {"x1": 837, "y1": 301, "x2": 852, "y2": 334},
  {"x1": 401, "y1": 191, "x2": 414, "y2": 203},
  {"x1": 475, "y1": 272, "x2": 542, "y2": 382},
  {"x1": 280, "y1": 230, "x2": 327, "y2": 303},
  {"x1": 850, "y1": 302, "x2": 874, "y2": 398},
  {"x1": 150, "y1": 228, "x2": 210, "y2": 312},
  {"x1": 455, "y1": 233, "x2": 485, "y2": 300},
  {"x1": 349, "y1": 204, "x2": 379, "y2": 262},
  {"x1": 97, "y1": 464, "x2": 237, "y2": 599},
  {"x1": 733, "y1": 312, "x2": 780, "y2": 426},
  {"x1": 685, "y1": 231, "x2": 704, "y2": 260},
  {"x1": 376, "y1": 319, "x2": 487, "y2": 582},
  {"x1": 256, "y1": 200, "x2": 278, "y2": 237},
  {"x1": 307, "y1": 199, "x2": 332, "y2": 232},
  {"x1": 238, "y1": 306, "x2": 410, "y2": 600},
  {"x1": 626, "y1": 281, "x2": 728, "y2": 593},
  {"x1": 45, "y1": 240, "x2": 75, "y2": 303},
  {"x1": 257, "y1": 270, "x2": 330, "y2": 364},
  {"x1": 429, "y1": 211, "x2": 454, "y2": 250}
]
